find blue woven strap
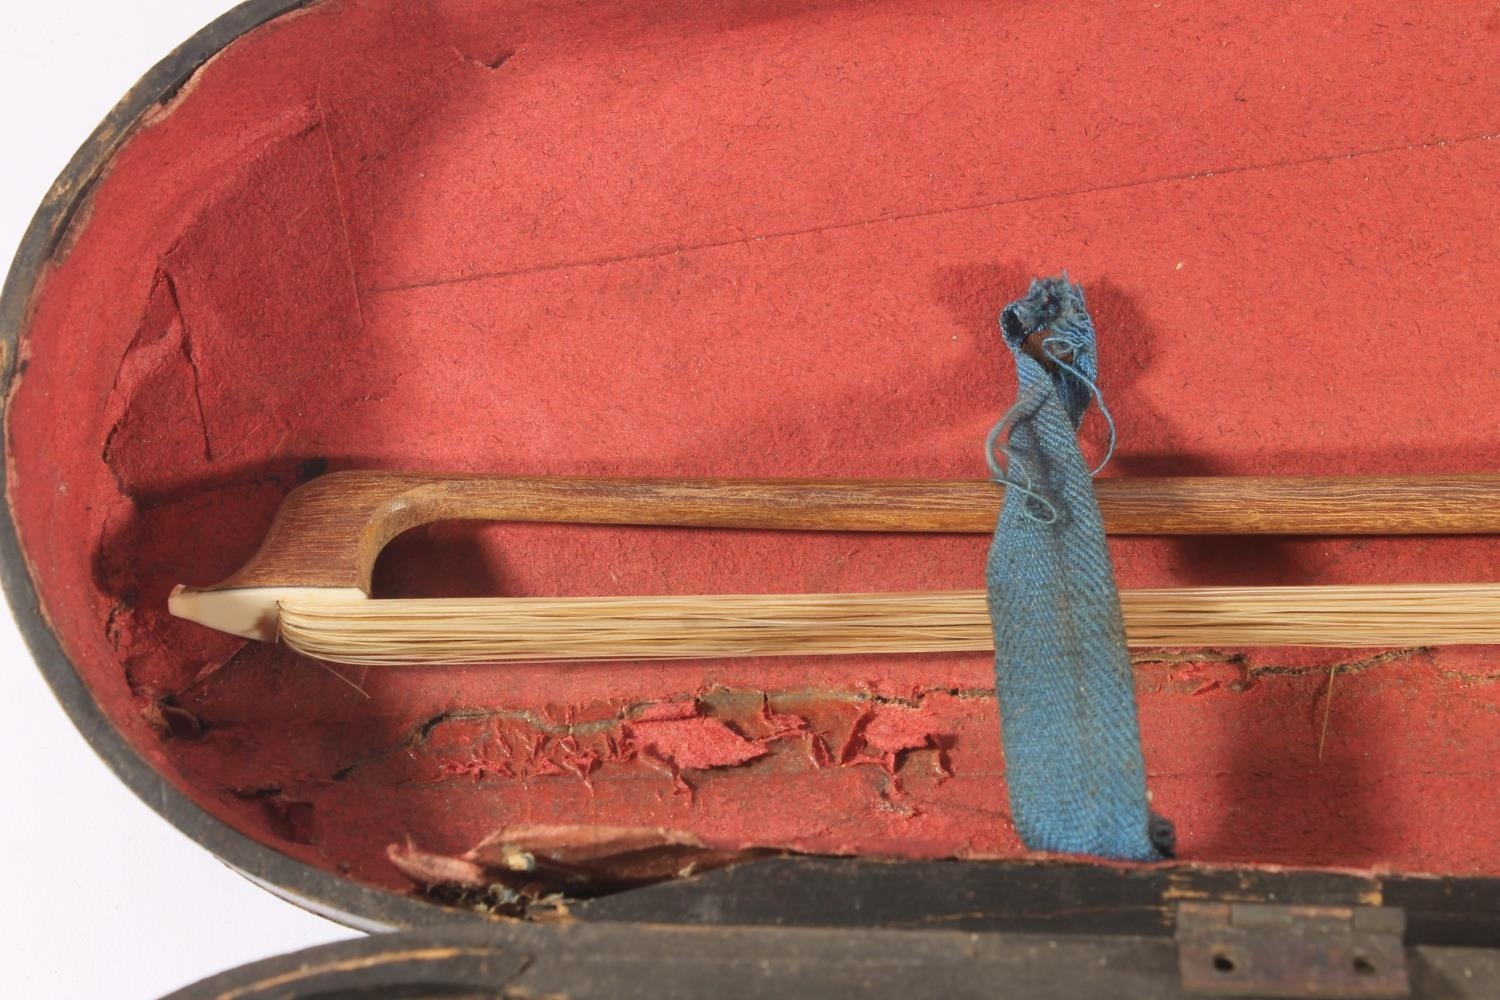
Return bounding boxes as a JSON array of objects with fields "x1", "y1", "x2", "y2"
[{"x1": 984, "y1": 275, "x2": 1172, "y2": 861}]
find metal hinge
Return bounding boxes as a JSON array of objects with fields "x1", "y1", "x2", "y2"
[{"x1": 1177, "y1": 902, "x2": 1410, "y2": 998}]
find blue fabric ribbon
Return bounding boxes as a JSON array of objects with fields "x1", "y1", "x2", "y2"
[{"x1": 984, "y1": 275, "x2": 1172, "y2": 861}]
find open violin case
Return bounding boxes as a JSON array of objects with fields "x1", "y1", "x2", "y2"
[{"x1": 6, "y1": 1, "x2": 1500, "y2": 995}]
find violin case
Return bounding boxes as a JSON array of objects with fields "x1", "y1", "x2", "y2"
[{"x1": 6, "y1": 1, "x2": 1500, "y2": 995}]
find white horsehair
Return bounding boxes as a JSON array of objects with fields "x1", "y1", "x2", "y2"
[{"x1": 273, "y1": 583, "x2": 1500, "y2": 665}]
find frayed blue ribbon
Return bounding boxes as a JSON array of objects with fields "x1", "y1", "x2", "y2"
[{"x1": 984, "y1": 274, "x2": 1172, "y2": 861}]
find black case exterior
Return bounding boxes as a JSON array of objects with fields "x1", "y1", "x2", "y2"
[{"x1": 164, "y1": 862, "x2": 1500, "y2": 999}]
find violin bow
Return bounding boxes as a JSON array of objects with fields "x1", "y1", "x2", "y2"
[{"x1": 168, "y1": 472, "x2": 1500, "y2": 664}]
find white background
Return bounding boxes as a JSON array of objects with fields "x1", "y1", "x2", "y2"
[{"x1": 0, "y1": 3, "x2": 360, "y2": 997}]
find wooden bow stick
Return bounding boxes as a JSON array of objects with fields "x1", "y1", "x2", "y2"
[{"x1": 169, "y1": 473, "x2": 1500, "y2": 664}]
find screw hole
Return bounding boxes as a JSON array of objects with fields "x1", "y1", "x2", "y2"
[
  {"x1": 1212, "y1": 952, "x2": 1237, "y2": 973},
  {"x1": 1353, "y1": 956, "x2": 1377, "y2": 975}
]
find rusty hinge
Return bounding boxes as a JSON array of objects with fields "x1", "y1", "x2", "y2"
[{"x1": 1176, "y1": 902, "x2": 1409, "y2": 998}]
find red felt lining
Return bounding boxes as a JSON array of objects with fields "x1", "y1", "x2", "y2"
[{"x1": 8, "y1": 0, "x2": 1500, "y2": 893}]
